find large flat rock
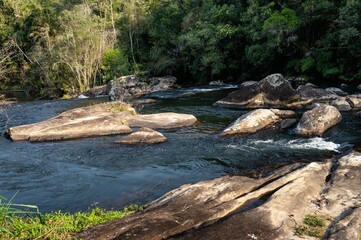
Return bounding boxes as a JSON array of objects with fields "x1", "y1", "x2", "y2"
[
  {"x1": 127, "y1": 112, "x2": 197, "y2": 129},
  {"x1": 6, "y1": 102, "x2": 135, "y2": 141},
  {"x1": 78, "y1": 152, "x2": 361, "y2": 240}
]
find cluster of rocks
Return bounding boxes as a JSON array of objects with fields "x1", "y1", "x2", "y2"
[
  {"x1": 78, "y1": 151, "x2": 361, "y2": 240},
  {"x1": 215, "y1": 73, "x2": 361, "y2": 137},
  {"x1": 5, "y1": 102, "x2": 197, "y2": 144},
  {"x1": 80, "y1": 75, "x2": 177, "y2": 101}
]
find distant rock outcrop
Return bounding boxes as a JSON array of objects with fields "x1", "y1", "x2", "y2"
[{"x1": 215, "y1": 74, "x2": 310, "y2": 109}]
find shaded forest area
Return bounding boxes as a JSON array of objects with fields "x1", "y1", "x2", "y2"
[{"x1": 0, "y1": 0, "x2": 360, "y2": 98}]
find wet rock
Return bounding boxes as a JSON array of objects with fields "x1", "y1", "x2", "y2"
[
  {"x1": 270, "y1": 109, "x2": 297, "y2": 118},
  {"x1": 107, "y1": 75, "x2": 177, "y2": 101},
  {"x1": 331, "y1": 97, "x2": 352, "y2": 111},
  {"x1": 326, "y1": 87, "x2": 349, "y2": 96},
  {"x1": 287, "y1": 76, "x2": 308, "y2": 85},
  {"x1": 115, "y1": 127, "x2": 166, "y2": 145},
  {"x1": 6, "y1": 102, "x2": 134, "y2": 141},
  {"x1": 215, "y1": 74, "x2": 310, "y2": 109},
  {"x1": 340, "y1": 83, "x2": 349, "y2": 91},
  {"x1": 148, "y1": 76, "x2": 177, "y2": 92},
  {"x1": 346, "y1": 95, "x2": 361, "y2": 109},
  {"x1": 240, "y1": 81, "x2": 257, "y2": 87},
  {"x1": 127, "y1": 112, "x2": 197, "y2": 129},
  {"x1": 78, "y1": 152, "x2": 361, "y2": 240},
  {"x1": 80, "y1": 85, "x2": 108, "y2": 98},
  {"x1": 209, "y1": 80, "x2": 224, "y2": 85},
  {"x1": 357, "y1": 84, "x2": 361, "y2": 92},
  {"x1": 220, "y1": 109, "x2": 281, "y2": 137},
  {"x1": 0, "y1": 100, "x2": 17, "y2": 106},
  {"x1": 297, "y1": 85, "x2": 338, "y2": 101},
  {"x1": 305, "y1": 82, "x2": 318, "y2": 88},
  {"x1": 296, "y1": 104, "x2": 342, "y2": 137},
  {"x1": 357, "y1": 111, "x2": 361, "y2": 118},
  {"x1": 275, "y1": 118, "x2": 298, "y2": 129}
]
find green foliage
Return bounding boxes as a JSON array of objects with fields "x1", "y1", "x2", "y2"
[
  {"x1": 1, "y1": 0, "x2": 361, "y2": 96},
  {"x1": 0, "y1": 195, "x2": 142, "y2": 239},
  {"x1": 294, "y1": 214, "x2": 330, "y2": 238},
  {"x1": 101, "y1": 49, "x2": 131, "y2": 83}
]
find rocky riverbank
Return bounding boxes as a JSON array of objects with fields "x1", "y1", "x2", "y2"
[{"x1": 78, "y1": 151, "x2": 361, "y2": 240}]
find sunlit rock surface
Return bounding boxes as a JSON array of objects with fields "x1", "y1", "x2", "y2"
[
  {"x1": 296, "y1": 104, "x2": 342, "y2": 137},
  {"x1": 78, "y1": 152, "x2": 361, "y2": 240}
]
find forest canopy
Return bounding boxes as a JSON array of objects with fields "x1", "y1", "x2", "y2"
[{"x1": 0, "y1": 0, "x2": 360, "y2": 97}]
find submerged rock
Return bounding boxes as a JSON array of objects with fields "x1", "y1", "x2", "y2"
[
  {"x1": 220, "y1": 109, "x2": 281, "y2": 137},
  {"x1": 77, "y1": 152, "x2": 361, "y2": 240},
  {"x1": 115, "y1": 127, "x2": 166, "y2": 145},
  {"x1": 6, "y1": 102, "x2": 134, "y2": 141},
  {"x1": 215, "y1": 74, "x2": 310, "y2": 109},
  {"x1": 127, "y1": 112, "x2": 197, "y2": 129},
  {"x1": 296, "y1": 104, "x2": 342, "y2": 137}
]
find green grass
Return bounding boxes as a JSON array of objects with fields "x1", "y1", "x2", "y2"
[
  {"x1": 0, "y1": 195, "x2": 143, "y2": 239},
  {"x1": 294, "y1": 214, "x2": 329, "y2": 239}
]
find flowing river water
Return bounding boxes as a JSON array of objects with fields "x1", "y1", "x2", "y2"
[{"x1": 0, "y1": 85, "x2": 360, "y2": 213}]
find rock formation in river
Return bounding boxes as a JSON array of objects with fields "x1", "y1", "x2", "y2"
[
  {"x1": 296, "y1": 104, "x2": 342, "y2": 137},
  {"x1": 115, "y1": 127, "x2": 167, "y2": 145},
  {"x1": 214, "y1": 74, "x2": 311, "y2": 109},
  {"x1": 220, "y1": 109, "x2": 296, "y2": 137},
  {"x1": 5, "y1": 102, "x2": 197, "y2": 142},
  {"x1": 77, "y1": 151, "x2": 361, "y2": 240},
  {"x1": 220, "y1": 109, "x2": 281, "y2": 137}
]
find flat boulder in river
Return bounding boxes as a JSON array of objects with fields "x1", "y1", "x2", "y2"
[
  {"x1": 296, "y1": 104, "x2": 342, "y2": 137},
  {"x1": 115, "y1": 127, "x2": 166, "y2": 145},
  {"x1": 127, "y1": 113, "x2": 197, "y2": 129},
  {"x1": 214, "y1": 74, "x2": 310, "y2": 109},
  {"x1": 6, "y1": 102, "x2": 134, "y2": 141},
  {"x1": 220, "y1": 109, "x2": 282, "y2": 137},
  {"x1": 78, "y1": 152, "x2": 361, "y2": 240},
  {"x1": 6, "y1": 103, "x2": 197, "y2": 141}
]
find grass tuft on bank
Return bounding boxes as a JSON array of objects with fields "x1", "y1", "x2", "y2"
[{"x1": 0, "y1": 195, "x2": 142, "y2": 239}]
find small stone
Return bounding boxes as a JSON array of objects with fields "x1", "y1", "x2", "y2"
[{"x1": 115, "y1": 127, "x2": 166, "y2": 145}]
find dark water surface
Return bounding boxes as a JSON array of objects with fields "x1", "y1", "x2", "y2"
[{"x1": 0, "y1": 85, "x2": 360, "y2": 213}]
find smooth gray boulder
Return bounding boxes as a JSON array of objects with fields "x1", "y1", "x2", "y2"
[
  {"x1": 127, "y1": 112, "x2": 197, "y2": 129},
  {"x1": 220, "y1": 109, "x2": 281, "y2": 137},
  {"x1": 296, "y1": 104, "x2": 342, "y2": 136},
  {"x1": 115, "y1": 127, "x2": 166, "y2": 145}
]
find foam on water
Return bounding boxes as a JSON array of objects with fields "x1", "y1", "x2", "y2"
[{"x1": 228, "y1": 137, "x2": 340, "y2": 152}]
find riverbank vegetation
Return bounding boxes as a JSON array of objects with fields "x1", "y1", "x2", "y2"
[
  {"x1": 0, "y1": 0, "x2": 360, "y2": 98},
  {"x1": 0, "y1": 195, "x2": 143, "y2": 239}
]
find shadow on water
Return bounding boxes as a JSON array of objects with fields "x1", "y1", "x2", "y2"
[{"x1": 0, "y1": 85, "x2": 359, "y2": 213}]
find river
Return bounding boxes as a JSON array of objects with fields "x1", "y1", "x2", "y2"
[{"x1": 0, "y1": 85, "x2": 360, "y2": 213}]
